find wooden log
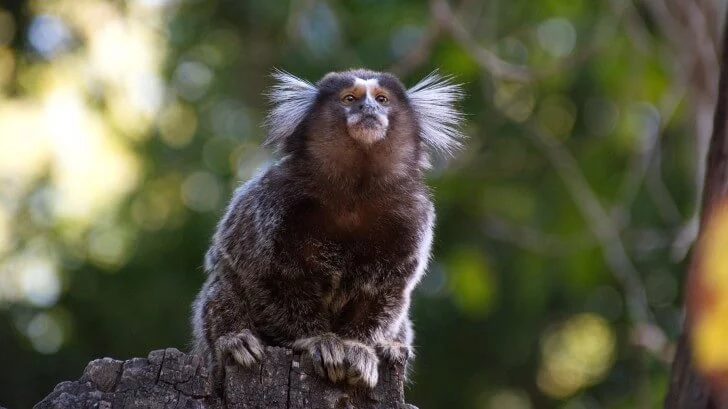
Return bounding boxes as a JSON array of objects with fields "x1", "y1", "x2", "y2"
[{"x1": 34, "y1": 347, "x2": 417, "y2": 409}]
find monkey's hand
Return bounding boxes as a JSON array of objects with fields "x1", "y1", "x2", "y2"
[
  {"x1": 214, "y1": 329, "x2": 264, "y2": 368},
  {"x1": 343, "y1": 340, "x2": 379, "y2": 388},
  {"x1": 292, "y1": 333, "x2": 347, "y2": 384},
  {"x1": 375, "y1": 340, "x2": 412, "y2": 365}
]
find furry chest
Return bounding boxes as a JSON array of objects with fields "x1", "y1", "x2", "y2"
[
  {"x1": 296, "y1": 243, "x2": 390, "y2": 314},
  {"x1": 317, "y1": 268, "x2": 383, "y2": 328}
]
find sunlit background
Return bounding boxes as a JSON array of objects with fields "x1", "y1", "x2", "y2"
[{"x1": 0, "y1": 0, "x2": 722, "y2": 407}]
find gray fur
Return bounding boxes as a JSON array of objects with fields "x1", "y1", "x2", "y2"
[
  {"x1": 264, "y1": 70, "x2": 318, "y2": 150},
  {"x1": 407, "y1": 71, "x2": 465, "y2": 155},
  {"x1": 191, "y1": 69, "x2": 463, "y2": 389}
]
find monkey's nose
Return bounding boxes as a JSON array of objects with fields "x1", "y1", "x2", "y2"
[{"x1": 359, "y1": 101, "x2": 376, "y2": 114}]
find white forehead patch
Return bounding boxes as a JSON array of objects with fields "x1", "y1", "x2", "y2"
[{"x1": 354, "y1": 77, "x2": 379, "y2": 97}]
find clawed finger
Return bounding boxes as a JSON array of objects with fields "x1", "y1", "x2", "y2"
[
  {"x1": 215, "y1": 330, "x2": 265, "y2": 368},
  {"x1": 294, "y1": 334, "x2": 346, "y2": 383},
  {"x1": 344, "y1": 341, "x2": 379, "y2": 388}
]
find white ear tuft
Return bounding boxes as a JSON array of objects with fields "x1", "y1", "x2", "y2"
[
  {"x1": 264, "y1": 69, "x2": 318, "y2": 149},
  {"x1": 407, "y1": 71, "x2": 465, "y2": 156}
]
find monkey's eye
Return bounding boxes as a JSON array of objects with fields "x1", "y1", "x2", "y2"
[
  {"x1": 376, "y1": 95, "x2": 389, "y2": 104},
  {"x1": 342, "y1": 94, "x2": 356, "y2": 103}
]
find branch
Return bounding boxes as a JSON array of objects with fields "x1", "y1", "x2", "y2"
[
  {"x1": 482, "y1": 217, "x2": 595, "y2": 256},
  {"x1": 389, "y1": 22, "x2": 442, "y2": 77},
  {"x1": 35, "y1": 347, "x2": 415, "y2": 409},
  {"x1": 637, "y1": 0, "x2": 724, "y2": 258},
  {"x1": 611, "y1": 83, "x2": 686, "y2": 225},
  {"x1": 431, "y1": 0, "x2": 621, "y2": 82},
  {"x1": 430, "y1": 0, "x2": 533, "y2": 82},
  {"x1": 525, "y1": 123, "x2": 653, "y2": 325}
]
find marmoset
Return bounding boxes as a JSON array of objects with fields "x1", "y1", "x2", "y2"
[{"x1": 191, "y1": 69, "x2": 463, "y2": 388}]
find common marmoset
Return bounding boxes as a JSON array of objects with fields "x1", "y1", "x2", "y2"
[{"x1": 191, "y1": 69, "x2": 463, "y2": 388}]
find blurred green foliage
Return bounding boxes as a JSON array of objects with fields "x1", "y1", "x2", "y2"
[{"x1": 0, "y1": 0, "x2": 702, "y2": 408}]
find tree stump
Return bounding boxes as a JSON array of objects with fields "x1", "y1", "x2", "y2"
[{"x1": 34, "y1": 347, "x2": 416, "y2": 409}]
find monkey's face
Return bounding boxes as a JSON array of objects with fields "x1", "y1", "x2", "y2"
[
  {"x1": 292, "y1": 70, "x2": 421, "y2": 179},
  {"x1": 314, "y1": 70, "x2": 415, "y2": 148},
  {"x1": 338, "y1": 78, "x2": 391, "y2": 144}
]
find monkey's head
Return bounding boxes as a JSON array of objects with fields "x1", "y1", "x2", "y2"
[
  {"x1": 265, "y1": 69, "x2": 464, "y2": 181},
  {"x1": 320, "y1": 71, "x2": 396, "y2": 145}
]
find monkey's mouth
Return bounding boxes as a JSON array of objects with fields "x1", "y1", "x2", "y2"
[
  {"x1": 358, "y1": 115, "x2": 382, "y2": 128},
  {"x1": 347, "y1": 114, "x2": 388, "y2": 143},
  {"x1": 348, "y1": 113, "x2": 386, "y2": 128}
]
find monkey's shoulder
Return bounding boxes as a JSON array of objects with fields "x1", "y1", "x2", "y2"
[{"x1": 217, "y1": 163, "x2": 300, "y2": 231}]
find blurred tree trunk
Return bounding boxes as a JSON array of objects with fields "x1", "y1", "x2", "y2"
[{"x1": 665, "y1": 4, "x2": 728, "y2": 409}]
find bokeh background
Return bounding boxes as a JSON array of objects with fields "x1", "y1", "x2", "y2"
[{"x1": 0, "y1": 0, "x2": 723, "y2": 407}]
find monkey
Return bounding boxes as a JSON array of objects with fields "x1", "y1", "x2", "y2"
[{"x1": 190, "y1": 68, "x2": 464, "y2": 389}]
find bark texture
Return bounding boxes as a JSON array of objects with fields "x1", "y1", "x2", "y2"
[
  {"x1": 34, "y1": 347, "x2": 416, "y2": 409},
  {"x1": 664, "y1": 4, "x2": 728, "y2": 409}
]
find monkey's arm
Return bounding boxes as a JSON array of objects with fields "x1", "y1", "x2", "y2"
[
  {"x1": 292, "y1": 257, "x2": 419, "y2": 388},
  {"x1": 192, "y1": 172, "x2": 283, "y2": 376},
  {"x1": 192, "y1": 272, "x2": 263, "y2": 380},
  {"x1": 339, "y1": 203, "x2": 433, "y2": 352},
  {"x1": 335, "y1": 205, "x2": 434, "y2": 385},
  {"x1": 335, "y1": 273, "x2": 412, "y2": 344}
]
